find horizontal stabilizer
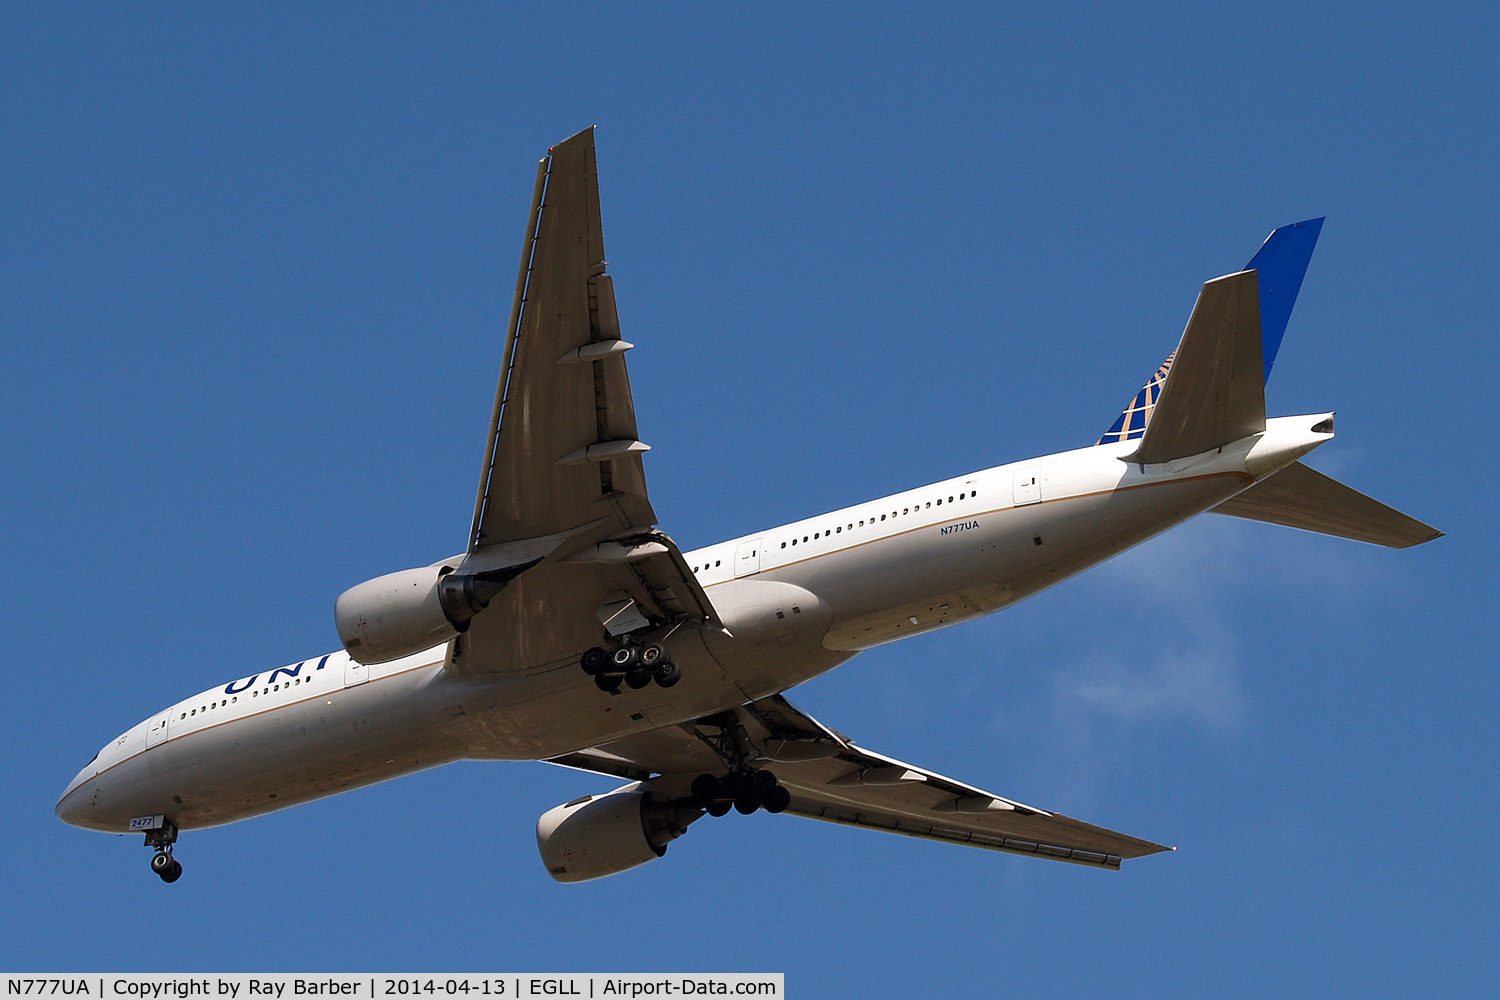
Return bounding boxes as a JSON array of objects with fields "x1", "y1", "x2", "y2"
[
  {"x1": 1212, "y1": 461, "x2": 1442, "y2": 548},
  {"x1": 1130, "y1": 270, "x2": 1266, "y2": 464}
]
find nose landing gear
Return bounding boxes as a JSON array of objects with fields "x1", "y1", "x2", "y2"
[
  {"x1": 136, "y1": 815, "x2": 183, "y2": 883},
  {"x1": 149, "y1": 850, "x2": 182, "y2": 883}
]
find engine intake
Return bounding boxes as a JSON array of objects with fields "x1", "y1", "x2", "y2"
[
  {"x1": 536, "y1": 783, "x2": 701, "y2": 883},
  {"x1": 335, "y1": 559, "x2": 535, "y2": 664}
]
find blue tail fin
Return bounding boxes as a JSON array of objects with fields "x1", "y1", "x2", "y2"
[
  {"x1": 1244, "y1": 217, "x2": 1323, "y2": 381},
  {"x1": 1096, "y1": 218, "x2": 1323, "y2": 446}
]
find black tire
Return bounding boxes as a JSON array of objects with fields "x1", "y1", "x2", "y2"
[
  {"x1": 151, "y1": 853, "x2": 182, "y2": 882},
  {"x1": 691, "y1": 773, "x2": 718, "y2": 809},
  {"x1": 750, "y1": 769, "x2": 778, "y2": 795},
  {"x1": 625, "y1": 668, "x2": 652, "y2": 689},
  {"x1": 734, "y1": 791, "x2": 761, "y2": 815},
  {"x1": 611, "y1": 646, "x2": 640, "y2": 670},
  {"x1": 716, "y1": 771, "x2": 744, "y2": 798},
  {"x1": 653, "y1": 660, "x2": 682, "y2": 687},
  {"x1": 763, "y1": 785, "x2": 792, "y2": 814},
  {"x1": 579, "y1": 647, "x2": 608, "y2": 675},
  {"x1": 706, "y1": 799, "x2": 732, "y2": 818},
  {"x1": 594, "y1": 673, "x2": 622, "y2": 693},
  {"x1": 639, "y1": 643, "x2": 667, "y2": 666}
]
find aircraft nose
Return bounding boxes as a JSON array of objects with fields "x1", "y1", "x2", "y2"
[
  {"x1": 57, "y1": 763, "x2": 105, "y2": 830},
  {"x1": 56, "y1": 778, "x2": 86, "y2": 828}
]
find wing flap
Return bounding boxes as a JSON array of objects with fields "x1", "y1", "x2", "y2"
[{"x1": 786, "y1": 799, "x2": 1136, "y2": 869}]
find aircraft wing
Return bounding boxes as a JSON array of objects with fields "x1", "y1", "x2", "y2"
[
  {"x1": 547, "y1": 694, "x2": 1171, "y2": 870},
  {"x1": 452, "y1": 128, "x2": 713, "y2": 676}
]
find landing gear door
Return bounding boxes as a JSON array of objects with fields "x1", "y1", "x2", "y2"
[
  {"x1": 343, "y1": 652, "x2": 369, "y2": 688},
  {"x1": 1013, "y1": 466, "x2": 1041, "y2": 505},
  {"x1": 147, "y1": 712, "x2": 170, "y2": 748},
  {"x1": 734, "y1": 538, "x2": 763, "y2": 578}
]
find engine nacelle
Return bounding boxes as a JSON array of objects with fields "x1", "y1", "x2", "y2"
[
  {"x1": 536, "y1": 783, "x2": 700, "y2": 883},
  {"x1": 335, "y1": 560, "x2": 532, "y2": 665}
]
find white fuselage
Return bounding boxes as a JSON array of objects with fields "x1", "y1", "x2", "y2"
[{"x1": 56, "y1": 416, "x2": 1331, "y2": 834}]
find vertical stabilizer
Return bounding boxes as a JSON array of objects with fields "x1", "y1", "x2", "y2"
[
  {"x1": 1097, "y1": 219, "x2": 1323, "y2": 446},
  {"x1": 1244, "y1": 217, "x2": 1323, "y2": 381},
  {"x1": 1129, "y1": 270, "x2": 1266, "y2": 464}
]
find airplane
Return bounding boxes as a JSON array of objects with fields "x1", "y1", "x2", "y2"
[{"x1": 57, "y1": 127, "x2": 1441, "y2": 884}]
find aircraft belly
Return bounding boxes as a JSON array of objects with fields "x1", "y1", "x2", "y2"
[{"x1": 72, "y1": 665, "x2": 470, "y2": 831}]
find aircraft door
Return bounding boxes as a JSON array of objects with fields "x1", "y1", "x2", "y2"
[
  {"x1": 1014, "y1": 466, "x2": 1041, "y2": 505},
  {"x1": 734, "y1": 538, "x2": 763, "y2": 578},
  {"x1": 343, "y1": 652, "x2": 369, "y2": 688},
  {"x1": 146, "y1": 712, "x2": 170, "y2": 748}
]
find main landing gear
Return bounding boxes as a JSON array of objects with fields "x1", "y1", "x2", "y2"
[
  {"x1": 140, "y1": 817, "x2": 182, "y2": 883},
  {"x1": 579, "y1": 640, "x2": 681, "y2": 693},
  {"x1": 691, "y1": 768, "x2": 791, "y2": 817}
]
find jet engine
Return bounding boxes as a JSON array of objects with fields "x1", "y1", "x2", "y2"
[
  {"x1": 536, "y1": 783, "x2": 701, "y2": 883},
  {"x1": 335, "y1": 559, "x2": 534, "y2": 665}
]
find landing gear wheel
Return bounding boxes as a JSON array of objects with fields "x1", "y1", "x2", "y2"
[
  {"x1": 625, "y1": 668, "x2": 652, "y2": 689},
  {"x1": 691, "y1": 773, "x2": 719, "y2": 809},
  {"x1": 750, "y1": 769, "x2": 779, "y2": 795},
  {"x1": 763, "y1": 785, "x2": 792, "y2": 814},
  {"x1": 610, "y1": 646, "x2": 641, "y2": 670},
  {"x1": 734, "y1": 791, "x2": 761, "y2": 815},
  {"x1": 705, "y1": 799, "x2": 732, "y2": 818},
  {"x1": 579, "y1": 647, "x2": 608, "y2": 675},
  {"x1": 653, "y1": 661, "x2": 682, "y2": 688},
  {"x1": 716, "y1": 771, "x2": 744, "y2": 799},
  {"x1": 639, "y1": 643, "x2": 667, "y2": 667},
  {"x1": 594, "y1": 673, "x2": 622, "y2": 693},
  {"x1": 150, "y1": 852, "x2": 182, "y2": 883}
]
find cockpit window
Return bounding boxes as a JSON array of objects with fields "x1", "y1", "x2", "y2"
[{"x1": 84, "y1": 750, "x2": 99, "y2": 767}]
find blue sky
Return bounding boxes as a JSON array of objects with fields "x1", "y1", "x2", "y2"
[{"x1": 3, "y1": 4, "x2": 1496, "y2": 995}]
